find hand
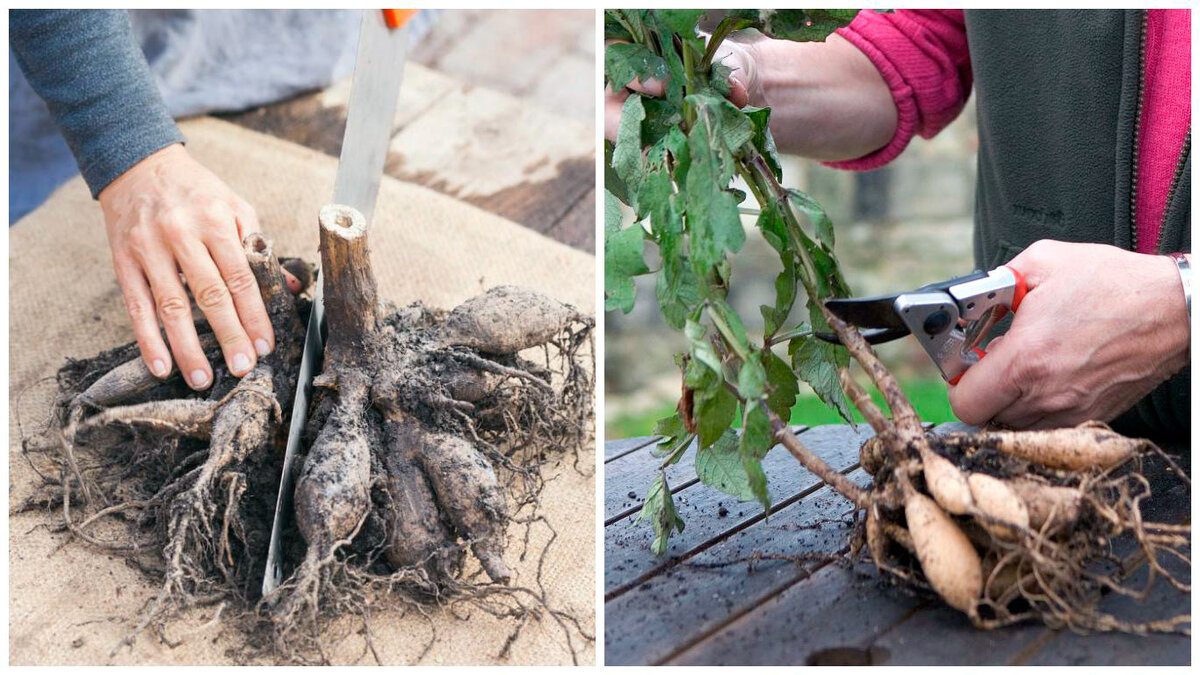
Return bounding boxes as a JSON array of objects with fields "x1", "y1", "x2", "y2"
[
  {"x1": 949, "y1": 240, "x2": 1190, "y2": 429},
  {"x1": 604, "y1": 38, "x2": 759, "y2": 142},
  {"x1": 99, "y1": 144, "x2": 300, "y2": 390}
]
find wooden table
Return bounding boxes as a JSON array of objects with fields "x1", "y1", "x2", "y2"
[{"x1": 604, "y1": 425, "x2": 1191, "y2": 665}]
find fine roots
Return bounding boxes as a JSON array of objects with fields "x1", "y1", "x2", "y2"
[
  {"x1": 773, "y1": 308, "x2": 1190, "y2": 636},
  {"x1": 19, "y1": 216, "x2": 595, "y2": 664}
]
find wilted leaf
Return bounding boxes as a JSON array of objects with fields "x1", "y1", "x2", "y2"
[
  {"x1": 740, "y1": 402, "x2": 773, "y2": 511},
  {"x1": 684, "y1": 110, "x2": 743, "y2": 272},
  {"x1": 635, "y1": 473, "x2": 685, "y2": 555}
]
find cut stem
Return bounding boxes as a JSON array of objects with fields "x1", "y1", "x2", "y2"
[{"x1": 318, "y1": 204, "x2": 379, "y2": 365}]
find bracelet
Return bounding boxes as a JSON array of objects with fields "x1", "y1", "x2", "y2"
[{"x1": 1168, "y1": 252, "x2": 1191, "y2": 322}]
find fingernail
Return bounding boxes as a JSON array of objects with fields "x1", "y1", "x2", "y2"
[
  {"x1": 151, "y1": 359, "x2": 168, "y2": 378},
  {"x1": 190, "y1": 369, "x2": 210, "y2": 388},
  {"x1": 232, "y1": 353, "x2": 251, "y2": 373},
  {"x1": 254, "y1": 338, "x2": 271, "y2": 356}
]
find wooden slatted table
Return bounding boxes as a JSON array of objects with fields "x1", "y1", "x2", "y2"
[{"x1": 604, "y1": 425, "x2": 1191, "y2": 666}]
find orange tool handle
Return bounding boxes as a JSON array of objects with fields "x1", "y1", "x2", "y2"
[
  {"x1": 1003, "y1": 265, "x2": 1028, "y2": 311},
  {"x1": 382, "y1": 9, "x2": 418, "y2": 29},
  {"x1": 947, "y1": 267, "x2": 1025, "y2": 385}
]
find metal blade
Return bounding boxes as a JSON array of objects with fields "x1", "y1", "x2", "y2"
[
  {"x1": 824, "y1": 295, "x2": 908, "y2": 331},
  {"x1": 333, "y1": 11, "x2": 410, "y2": 222},
  {"x1": 262, "y1": 276, "x2": 324, "y2": 596},
  {"x1": 262, "y1": 11, "x2": 409, "y2": 597}
]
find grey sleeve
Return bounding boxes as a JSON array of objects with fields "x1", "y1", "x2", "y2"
[{"x1": 10, "y1": 9, "x2": 185, "y2": 197}]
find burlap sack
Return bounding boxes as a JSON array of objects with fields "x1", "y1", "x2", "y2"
[{"x1": 8, "y1": 117, "x2": 596, "y2": 665}]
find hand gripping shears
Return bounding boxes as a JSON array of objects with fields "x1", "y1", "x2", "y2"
[{"x1": 818, "y1": 266, "x2": 1028, "y2": 384}]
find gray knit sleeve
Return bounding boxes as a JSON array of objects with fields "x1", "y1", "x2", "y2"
[{"x1": 10, "y1": 9, "x2": 185, "y2": 197}]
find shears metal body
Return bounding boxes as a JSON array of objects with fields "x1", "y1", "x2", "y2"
[{"x1": 820, "y1": 266, "x2": 1028, "y2": 384}]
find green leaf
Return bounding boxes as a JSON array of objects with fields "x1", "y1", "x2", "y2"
[
  {"x1": 652, "y1": 412, "x2": 687, "y2": 454},
  {"x1": 745, "y1": 106, "x2": 783, "y2": 181},
  {"x1": 613, "y1": 94, "x2": 647, "y2": 196},
  {"x1": 764, "y1": 349, "x2": 800, "y2": 419},
  {"x1": 789, "y1": 334, "x2": 853, "y2": 423},
  {"x1": 684, "y1": 319, "x2": 723, "y2": 376},
  {"x1": 737, "y1": 352, "x2": 767, "y2": 400},
  {"x1": 707, "y1": 296, "x2": 750, "y2": 356},
  {"x1": 606, "y1": 42, "x2": 669, "y2": 91},
  {"x1": 603, "y1": 9, "x2": 635, "y2": 42},
  {"x1": 740, "y1": 402, "x2": 773, "y2": 511},
  {"x1": 760, "y1": 254, "x2": 797, "y2": 337},
  {"x1": 604, "y1": 190, "x2": 649, "y2": 313},
  {"x1": 695, "y1": 430, "x2": 753, "y2": 500},
  {"x1": 686, "y1": 93, "x2": 754, "y2": 155},
  {"x1": 684, "y1": 117, "x2": 743, "y2": 272},
  {"x1": 656, "y1": 248, "x2": 700, "y2": 330},
  {"x1": 635, "y1": 473, "x2": 685, "y2": 555},
  {"x1": 726, "y1": 9, "x2": 858, "y2": 42},
  {"x1": 655, "y1": 9, "x2": 707, "y2": 37},
  {"x1": 789, "y1": 188, "x2": 835, "y2": 250},
  {"x1": 695, "y1": 382, "x2": 736, "y2": 450},
  {"x1": 604, "y1": 140, "x2": 631, "y2": 205},
  {"x1": 641, "y1": 97, "x2": 682, "y2": 152}
]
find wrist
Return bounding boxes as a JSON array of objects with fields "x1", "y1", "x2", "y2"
[
  {"x1": 1155, "y1": 252, "x2": 1191, "y2": 366},
  {"x1": 99, "y1": 143, "x2": 185, "y2": 204}
]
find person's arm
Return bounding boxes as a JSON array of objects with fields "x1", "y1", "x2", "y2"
[
  {"x1": 10, "y1": 9, "x2": 183, "y2": 195},
  {"x1": 11, "y1": 9, "x2": 288, "y2": 390}
]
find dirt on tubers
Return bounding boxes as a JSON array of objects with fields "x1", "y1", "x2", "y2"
[
  {"x1": 22, "y1": 204, "x2": 595, "y2": 664},
  {"x1": 773, "y1": 309, "x2": 1190, "y2": 637}
]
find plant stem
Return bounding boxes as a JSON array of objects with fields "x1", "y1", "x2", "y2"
[
  {"x1": 658, "y1": 433, "x2": 696, "y2": 470},
  {"x1": 705, "y1": 303, "x2": 751, "y2": 361},
  {"x1": 764, "y1": 326, "x2": 814, "y2": 347},
  {"x1": 701, "y1": 17, "x2": 737, "y2": 70},
  {"x1": 769, "y1": 410, "x2": 869, "y2": 508}
]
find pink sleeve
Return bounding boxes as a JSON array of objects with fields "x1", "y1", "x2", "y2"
[{"x1": 823, "y1": 9, "x2": 973, "y2": 171}]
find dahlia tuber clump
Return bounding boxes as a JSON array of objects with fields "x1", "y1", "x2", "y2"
[{"x1": 24, "y1": 206, "x2": 594, "y2": 663}]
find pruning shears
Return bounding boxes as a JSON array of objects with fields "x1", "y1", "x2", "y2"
[{"x1": 817, "y1": 266, "x2": 1028, "y2": 384}]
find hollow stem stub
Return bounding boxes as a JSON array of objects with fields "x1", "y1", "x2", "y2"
[
  {"x1": 244, "y1": 232, "x2": 299, "y2": 325},
  {"x1": 318, "y1": 204, "x2": 379, "y2": 364}
]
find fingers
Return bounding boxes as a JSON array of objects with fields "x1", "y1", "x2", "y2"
[
  {"x1": 604, "y1": 86, "x2": 629, "y2": 142},
  {"x1": 113, "y1": 253, "x2": 172, "y2": 379},
  {"x1": 282, "y1": 269, "x2": 302, "y2": 295},
  {"x1": 947, "y1": 336, "x2": 1023, "y2": 427},
  {"x1": 206, "y1": 228, "x2": 275, "y2": 359},
  {"x1": 136, "y1": 240, "x2": 214, "y2": 390},
  {"x1": 170, "y1": 233, "x2": 258, "y2": 379}
]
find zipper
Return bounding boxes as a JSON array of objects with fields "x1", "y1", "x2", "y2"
[
  {"x1": 1129, "y1": 10, "x2": 1147, "y2": 253},
  {"x1": 1156, "y1": 130, "x2": 1190, "y2": 252}
]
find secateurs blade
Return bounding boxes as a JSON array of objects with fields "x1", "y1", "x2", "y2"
[{"x1": 818, "y1": 266, "x2": 1028, "y2": 384}]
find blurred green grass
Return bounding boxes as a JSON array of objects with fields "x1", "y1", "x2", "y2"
[{"x1": 605, "y1": 375, "x2": 955, "y2": 439}]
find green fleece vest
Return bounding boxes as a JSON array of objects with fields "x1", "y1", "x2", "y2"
[{"x1": 963, "y1": 9, "x2": 1190, "y2": 440}]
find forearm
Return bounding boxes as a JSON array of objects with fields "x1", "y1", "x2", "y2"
[
  {"x1": 10, "y1": 9, "x2": 183, "y2": 197},
  {"x1": 744, "y1": 33, "x2": 896, "y2": 160}
]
